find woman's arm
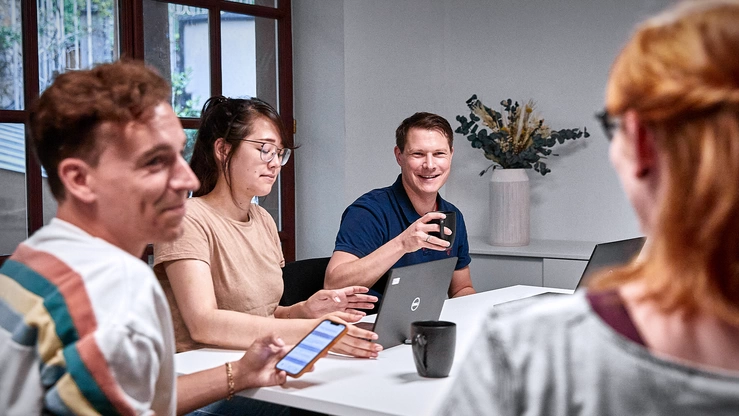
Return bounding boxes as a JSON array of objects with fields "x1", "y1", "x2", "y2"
[
  {"x1": 164, "y1": 259, "x2": 382, "y2": 357},
  {"x1": 176, "y1": 335, "x2": 288, "y2": 415},
  {"x1": 164, "y1": 259, "x2": 315, "y2": 348},
  {"x1": 274, "y1": 286, "x2": 377, "y2": 320}
]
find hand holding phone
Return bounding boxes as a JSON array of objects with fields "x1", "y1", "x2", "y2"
[{"x1": 275, "y1": 319, "x2": 348, "y2": 377}]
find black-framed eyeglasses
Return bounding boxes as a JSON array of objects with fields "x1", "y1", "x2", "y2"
[
  {"x1": 595, "y1": 109, "x2": 621, "y2": 142},
  {"x1": 241, "y1": 139, "x2": 292, "y2": 166}
]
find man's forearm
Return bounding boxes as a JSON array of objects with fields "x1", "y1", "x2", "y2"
[
  {"x1": 450, "y1": 285, "x2": 476, "y2": 298},
  {"x1": 325, "y1": 238, "x2": 407, "y2": 289}
]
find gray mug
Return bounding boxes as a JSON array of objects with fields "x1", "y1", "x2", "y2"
[{"x1": 411, "y1": 320, "x2": 456, "y2": 378}]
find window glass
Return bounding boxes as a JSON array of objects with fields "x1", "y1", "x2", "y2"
[
  {"x1": 220, "y1": 13, "x2": 277, "y2": 107},
  {"x1": 41, "y1": 177, "x2": 57, "y2": 226},
  {"x1": 184, "y1": 128, "x2": 197, "y2": 162},
  {"x1": 143, "y1": 1, "x2": 210, "y2": 118},
  {"x1": 221, "y1": 12, "x2": 280, "y2": 228},
  {"x1": 37, "y1": 0, "x2": 119, "y2": 94},
  {"x1": 226, "y1": 0, "x2": 278, "y2": 7},
  {"x1": 0, "y1": 0, "x2": 23, "y2": 110},
  {"x1": 0, "y1": 123, "x2": 26, "y2": 253}
]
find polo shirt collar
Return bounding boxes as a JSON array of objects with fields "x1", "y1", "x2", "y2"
[{"x1": 390, "y1": 174, "x2": 443, "y2": 222}]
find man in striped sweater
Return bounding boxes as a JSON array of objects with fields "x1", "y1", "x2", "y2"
[{"x1": 0, "y1": 60, "x2": 289, "y2": 415}]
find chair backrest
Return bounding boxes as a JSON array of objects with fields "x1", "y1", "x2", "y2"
[{"x1": 280, "y1": 257, "x2": 331, "y2": 306}]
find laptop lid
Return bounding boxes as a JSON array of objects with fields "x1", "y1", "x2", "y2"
[
  {"x1": 577, "y1": 237, "x2": 646, "y2": 289},
  {"x1": 367, "y1": 257, "x2": 457, "y2": 349},
  {"x1": 495, "y1": 237, "x2": 646, "y2": 309}
]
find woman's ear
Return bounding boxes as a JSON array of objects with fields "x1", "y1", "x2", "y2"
[
  {"x1": 58, "y1": 158, "x2": 96, "y2": 203},
  {"x1": 623, "y1": 111, "x2": 657, "y2": 179},
  {"x1": 214, "y1": 137, "x2": 231, "y2": 163}
]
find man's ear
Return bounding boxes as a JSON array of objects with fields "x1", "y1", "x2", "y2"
[
  {"x1": 623, "y1": 111, "x2": 657, "y2": 179},
  {"x1": 214, "y1": 137, "x2": 231, "y2": 163},
  {"x1": 394, "y1": 146, "x2": 402, "y2": 166},
  {"x1": 57, "y1": 158, "x2": 96, "y2": 203}
]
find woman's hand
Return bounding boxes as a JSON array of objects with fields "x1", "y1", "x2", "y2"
[
  {"x1": 301, "y1": 286, "x2": 377, "y2": 319},
  {"x1": 232, "y1": 334, "x2": 290, "y2": 391},
  {"x1": 319, "y1": 315, "x2": 384, "y2": 358}
]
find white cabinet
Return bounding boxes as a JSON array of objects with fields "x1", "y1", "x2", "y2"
[
  {"x1": 543, "y1": 258, "x2": 588, "y2": 289},
  {"x1": 468, "y1": 237, "x2": 594, "y2": 292}
]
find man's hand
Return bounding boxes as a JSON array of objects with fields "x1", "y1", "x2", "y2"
[
  {"x1": 302, "y1": 286, "x2": 377, "y2": 319},
  {"x1": 232, "y1": 334, "x2": 290, "y2": 390},
  {"x1": 397, "y1": 211, "x2": 452, "y2": 253}
]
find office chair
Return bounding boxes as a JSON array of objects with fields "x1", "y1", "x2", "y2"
[
  {"x1": 280, "y1": 257, "x2": 344, "y2": 416},
  {"x1": 280, "y1": 257, "x2": 332, "y2": 306}
]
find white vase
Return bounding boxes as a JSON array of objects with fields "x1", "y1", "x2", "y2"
[{"x1": 488, "y1": 168, "x2": 530, "y2": 246}]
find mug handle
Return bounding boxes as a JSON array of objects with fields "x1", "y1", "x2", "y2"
[{"x1": 413, "y1": 333, "x2": 428, "y2": 371}]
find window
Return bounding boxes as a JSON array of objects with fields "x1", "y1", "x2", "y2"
[{"x1": 0, "y1": 0, "x2": 294, "y2": 263}]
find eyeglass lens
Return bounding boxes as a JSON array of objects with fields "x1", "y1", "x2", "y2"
[{"x1": 258, "y1": 142, "x2": 291, "y2": 166}]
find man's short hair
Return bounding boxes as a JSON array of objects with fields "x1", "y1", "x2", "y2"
[
  {"x1": 29, "y1": 60, "x2": 171, "y2": 200},
  {"x1": 395, "y1": 112, "x2": 454, "y2": 151}
]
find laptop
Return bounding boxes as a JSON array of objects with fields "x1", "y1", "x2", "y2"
[
  {"x1": 578, "y1": 236, "x2": 646, "y2": 286},
  {"x1": 495, "y1": 237, "x2": 646, "y2": 307},
  {"x1": 356, "y1": 257, "x2": 457, "y2": 349}
]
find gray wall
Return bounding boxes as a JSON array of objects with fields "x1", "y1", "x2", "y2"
[{"x1": 292, "y1": 0, "x2": 674, "y2": 260}]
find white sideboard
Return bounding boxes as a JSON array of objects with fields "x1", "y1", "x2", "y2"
[{"x1": 468, "y1": 236, "x2": 597, "y2": 292}]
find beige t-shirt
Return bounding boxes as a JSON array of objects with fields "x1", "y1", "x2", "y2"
[{"x1": 153, "y1": 197, "x2": 285, "y2": 352}]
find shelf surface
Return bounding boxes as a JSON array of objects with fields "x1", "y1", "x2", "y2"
[{"x1": 469, "y1": 236, "x2": 597, "y2": 260}]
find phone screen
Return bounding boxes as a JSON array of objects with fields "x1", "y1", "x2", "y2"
[{"x1": 276, "y1": 320, "x2": 346, "y2": 376}]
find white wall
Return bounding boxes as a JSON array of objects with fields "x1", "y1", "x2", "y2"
[
  {"x1": 293, "y1": 0, "x2": 347, "y2": 258},
  {"x1": 292, "y1": 0, "x2": 674, "y2": 260}
]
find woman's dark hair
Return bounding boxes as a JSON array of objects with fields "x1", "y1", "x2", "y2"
[{"x1": 189, "y1": 96, "x2": 291, "y2": 197}]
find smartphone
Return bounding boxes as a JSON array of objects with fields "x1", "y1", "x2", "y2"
[{"x1": 275, "y1": 319, "x2": 348, "y2": 377}]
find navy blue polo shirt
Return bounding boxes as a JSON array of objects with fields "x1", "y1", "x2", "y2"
[{"x1": 333, "y1": 175, "x2": 471, "y2": 297}]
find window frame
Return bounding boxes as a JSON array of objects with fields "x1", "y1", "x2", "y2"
[{"x1": 0, "y1": 0, "x2": 295, "y2": 264}]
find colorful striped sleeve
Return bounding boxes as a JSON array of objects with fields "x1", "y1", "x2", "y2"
[{"x1": 3, "y1": 245, "x2": 141, "y2": 415}]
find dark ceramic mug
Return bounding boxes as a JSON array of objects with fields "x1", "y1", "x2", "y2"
[
  {"x1": 411, "y1": 320, "x2": 456, "y2": 378},
  {"x1": 428, "y1": 211, "x2": 456, "y2": 244}
]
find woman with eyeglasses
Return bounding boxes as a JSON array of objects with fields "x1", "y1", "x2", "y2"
[
  {"x1": 437, "y1": 1, "x2": 739, "y2": 415},
  {"x1": 153, "y1": 97, "x2": 381, "y2": 415}
]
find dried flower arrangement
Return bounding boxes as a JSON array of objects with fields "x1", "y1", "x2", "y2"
[{"x1": 456, "y1": 95, "x2": 589, "y2": 176}]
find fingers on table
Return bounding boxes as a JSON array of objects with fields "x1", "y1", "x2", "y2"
[
  {"x1": 335, "y1": 334, "x2": 383, "y2": 358},
  {"x1": 348, "y1": 302, "x2": 375, "y2": 310}
]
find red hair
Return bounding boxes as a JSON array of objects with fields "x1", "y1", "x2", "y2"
[{"x1": 593, "y1": 0, "x2": 739, "y2": 325}]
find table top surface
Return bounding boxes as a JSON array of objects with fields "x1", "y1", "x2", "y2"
[{"x1": 175, "y1": 285, "x2": 573, "y2": 416}]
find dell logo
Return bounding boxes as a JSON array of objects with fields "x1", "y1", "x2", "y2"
[{"x1": 411, "y1": 297, "x2": 421, "y2": 311}]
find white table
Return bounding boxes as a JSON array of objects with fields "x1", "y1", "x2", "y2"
[{"x1": 175, "y1": 285, "x2": 572, "y2": 416}]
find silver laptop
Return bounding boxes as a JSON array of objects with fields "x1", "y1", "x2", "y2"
[
  {"x1": 495, "y1": 237, "x2": 646, "y2": 307},
  {"x1": 578, "y1": 237, "x2": 646, "y2": 287},
  {"x1": 357, "y1": 257, "x2": 457, "y2": 349}
]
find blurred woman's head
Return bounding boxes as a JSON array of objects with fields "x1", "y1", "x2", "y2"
[
  {"x1": 597, "y1": 0, "x2": 739, "y2": 323},
  {"x1": 189, "y1": 97, "x2": 291, "y2": 199}
]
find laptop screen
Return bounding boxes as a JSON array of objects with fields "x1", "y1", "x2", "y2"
[
  {"x1": 578, "y1": 237, "x2": 646, "y2": 289},
  {"x1": 362, "y1": 257, "x2": 457, "y2": 349}
]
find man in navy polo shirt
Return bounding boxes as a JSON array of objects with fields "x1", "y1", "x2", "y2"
[{"x1": 325, "y1": 112, "x2": 476, "y2": 299}]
